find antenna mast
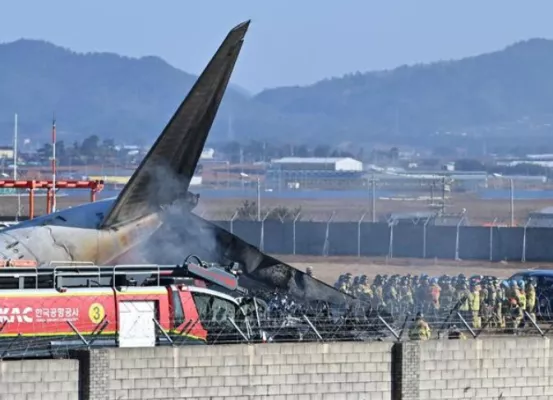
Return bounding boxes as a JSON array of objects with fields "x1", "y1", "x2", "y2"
[{"x1": 51, "y1": 115, "x2": 57, "y2": 213}]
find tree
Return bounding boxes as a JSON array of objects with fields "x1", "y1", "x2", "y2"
[
  {"x1": 314, "y1": 145, "x2": 331, "y2": 157},
  {"x1": 235, "y1": 200, "x2": 301, "y2": 221},
  {"x1": 455, "y1": 159, "x2": 485, "y2": 171},
  {"x1": 80, "y1": 135, "x2": 100, "y2": 158}
]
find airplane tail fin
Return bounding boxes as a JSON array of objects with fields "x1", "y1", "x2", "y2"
[{"x1": 100, "y1": 21, "x2": 250, "y2": 229}]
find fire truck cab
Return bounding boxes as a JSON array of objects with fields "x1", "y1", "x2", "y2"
[{"x1": 0, "y1": 257, "x2": 253, "y2": 358}]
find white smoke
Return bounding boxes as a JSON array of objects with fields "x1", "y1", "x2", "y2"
[{"x1": 126, "y1": 161, "x2": 224, "y2": 265}]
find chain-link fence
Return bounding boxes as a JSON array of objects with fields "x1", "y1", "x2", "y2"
[{"x1": 203, "y1": 213, "x2": 551, "y2": 262}]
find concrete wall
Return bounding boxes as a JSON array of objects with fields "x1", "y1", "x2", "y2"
[
  {"x1": 95, "y1": 342, "x2": 393, "y2": 400},
  {"x1": 213, "y1": 220, "x2": 539, "y2": 262},
  {"x1": 2, "y1": 337, "x2": 553, "y2": 399},
  {"x1": 418, "y1": 337, "x2": 552, "y2": 400},
  {"x1": 0, "y1": 359, "x2": 79, "y2": 400}
]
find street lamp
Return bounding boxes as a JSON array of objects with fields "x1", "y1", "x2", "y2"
[
  {"x1": 492, "y1": 173, "x2": 514, "y2": 227},
  {"x1": 240, "y1": 172, "x2": 261, "y2": 221}
]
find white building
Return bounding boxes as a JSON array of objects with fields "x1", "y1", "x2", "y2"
[
  {"x1": 270, "y1": 157, "x2": 363, "y2": 172},
  {"x1": 200, "y1": 148, "x2": 215, "y2": 160}
]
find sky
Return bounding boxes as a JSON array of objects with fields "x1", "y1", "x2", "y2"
[{"x1": 2, "y1": 1, "x2": 553, "y2": 93}]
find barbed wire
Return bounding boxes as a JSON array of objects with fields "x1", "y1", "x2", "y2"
[{"x1": 0, "y1": 291, "x2": 551, "y2": 360}]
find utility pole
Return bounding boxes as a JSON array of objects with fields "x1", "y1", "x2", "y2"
[
  {"x1": 256, "y1": 177, "x2": 261, "y2": 221},
  {"x1": 371, "y1": 177, "x2": 376, "y2": 222},
  {"x1": 13, "y1": 114, "x2": 20, "y2": 221},
  {"x1": 441, "y1": 176, "x2": 446, "y2": 215},
  {"x1": 51, "y1": 116, "x2": 57, "y2": 213},
  {"x1": 510, "y1": 178, "x2": 514, "y2": 227}
]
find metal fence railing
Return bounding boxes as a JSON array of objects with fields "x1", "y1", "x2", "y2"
[
  {"x1": 201, "y1": 216, "x2": 553, "y2": 262},
  {"x1": 1, "y1": 292, "x2": 551, "y2": 361}
]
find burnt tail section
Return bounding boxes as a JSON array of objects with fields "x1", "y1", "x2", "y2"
[{"x1": 100, "y1": 21, "x2": 250, "y2": 229}]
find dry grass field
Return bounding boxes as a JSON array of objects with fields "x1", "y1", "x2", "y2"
[{"x1": 3, "y1": 191, "x2": 551, "y2": 225}]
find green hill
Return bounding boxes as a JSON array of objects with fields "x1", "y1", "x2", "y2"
[
  {"x1": 0, "y1": 39, "x2": 256, "y2": 144},
  {"x1": 1, "y1": 38, "x2": 553, "y2": 147},
  {"x1": 254, "y1": 38, "x2": 553, "y2": 146}
]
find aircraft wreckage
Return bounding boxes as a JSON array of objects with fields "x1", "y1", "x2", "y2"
[{"x1": 0, "y1": 21, "x2": 377, "y2": 329}]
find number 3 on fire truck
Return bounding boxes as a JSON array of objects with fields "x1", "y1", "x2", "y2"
[{"x1": 88, "y1": 303, "x2": 105, "y2": 324}]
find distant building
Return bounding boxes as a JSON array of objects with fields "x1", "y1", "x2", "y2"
[
  {"x1": 270, "y1": 157, "x2": 363, "y2": 171},
  {"x1": 0, "y1": 146, "x2": 14, "y2": 160},
  {"x1": 266, "y1": 157, "x2": 364, "y2": 190},
  {"x1": 528, "y1": 207, "x2": 553, "y2": 227},
  {"x1": 200, "y1": 148, "x2": 215, "y2": 160}
]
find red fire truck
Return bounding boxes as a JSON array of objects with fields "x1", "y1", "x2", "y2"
[{"x1": 0, "y1": 256, "x2": 254, "y2": 358}]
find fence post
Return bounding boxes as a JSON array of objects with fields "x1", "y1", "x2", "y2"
[
  {"x1": 259, "y1": 210, "x2": 271, "y2": 252},
  {"x1": 423, "y1": 217, "x2": 431, "y2": 259},
  {"x1": 454, "y1": 216, "x2": 466, "y2": 261},
  {"x1": 357, "y1": 212, "x2": 367, "y2": 258},
  {"x1": 388, "y1": 220, "x2": 397, "y2": 259},
  {"x1": 522, "y1": 217, "x2": 532, "y2": 263},
  {"x1": 229, "y1": 211, "x2": 238, "y2": 234},
  {"x1": 489, "y1": 217, "x2": 497, "y2": 262},
  {"x1": 322, "y1": 211, "x2": 336, "y2": 257},
  {"x1": 293, "y1": 212, "x2": 301, "y2": 255}
]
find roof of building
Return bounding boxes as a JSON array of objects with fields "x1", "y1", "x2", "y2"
[
  {"x1": 532, "y1": 207, "x2": 553, "y2": 215},
  {"x1": 271, "y1": 157, "x2": 359, "y2": 164}
]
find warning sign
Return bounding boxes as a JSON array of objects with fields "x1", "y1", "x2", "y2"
[{"x1": 88, "y1": 303, "x2": 105, "y2": 324}]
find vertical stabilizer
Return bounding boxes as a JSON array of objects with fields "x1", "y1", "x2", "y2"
[{"x1": 100, "y1": 21, "x2": 250, "y2": 229}]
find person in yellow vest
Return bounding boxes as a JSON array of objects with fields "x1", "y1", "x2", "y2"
[
  {"x1": 470, "y1": 283, "x2": 481, "y2": 329},
  {"x1": 409, "y1": 312, "x2": 431, "y2": 341},
  {"x1": 458, "y1": 281, "x2": 472, "y2": 311},
  {"x1": 508, "y1": 297, "x2": 523, "y2": 331},
  {"x1": 526, "y1": 277, "x2": 537, "y2": 323},
  {"x1": 516, "y1": 280, "x2": 527, "y2": 311}
]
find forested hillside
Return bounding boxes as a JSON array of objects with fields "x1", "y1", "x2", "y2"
[{"x1": 1, "y1": 38, "x2": 553, "y2": 146}]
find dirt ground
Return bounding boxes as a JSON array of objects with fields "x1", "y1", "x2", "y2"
[
  {"x1": 274, "y1": 255, "x2": 553, "y2": 285},
  {"x1": 2, "y1": 192, "x2": 552, "y2": 224}
]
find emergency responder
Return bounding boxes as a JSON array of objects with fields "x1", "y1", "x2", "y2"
[
  {"x1": 429, "y1": 277, "x2": 441, "y2": 312},
  {"x1": 340, "y1": 273, "x2": 353, "y2": 294},
  {"x1": 516, "y1": 280, "x2": 527, "y2": 311},
  {"x1": 358, "y1": 275, "x2": 372, "y2": 300},
  {"x1": 372, "y1": 276, "x2": 385, "y2": 310},
  {"x1": 334, "y1": 275, "x2": 344, "y2": 290},
  {"x1": 399, "y1": 276, "x2": 414, "y2": 312},
  {"x1": 526, "y1": 277, "x2": 537, "y2": 322},
  {"x1": 470, "y1": 282, "x2": 481, "y2": 329},
  {"x1": 440, "y1": 276, "x2": 455, "y2": 310},
  {"x1": 508, "y1": 298, "x2": 523, "y2": 332},
  {"x1": 384, "y1": 275, "x2": 399, "y2": 312},
  {"x1": 409, "y1": 312, "x2": 431, "y2": 340},
  {"x1": 457, "y1": 280, "x2": 472, "y2": 323},
  {"x1": 500, "y1": 280, "x2": 510, "y2": 328}
]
